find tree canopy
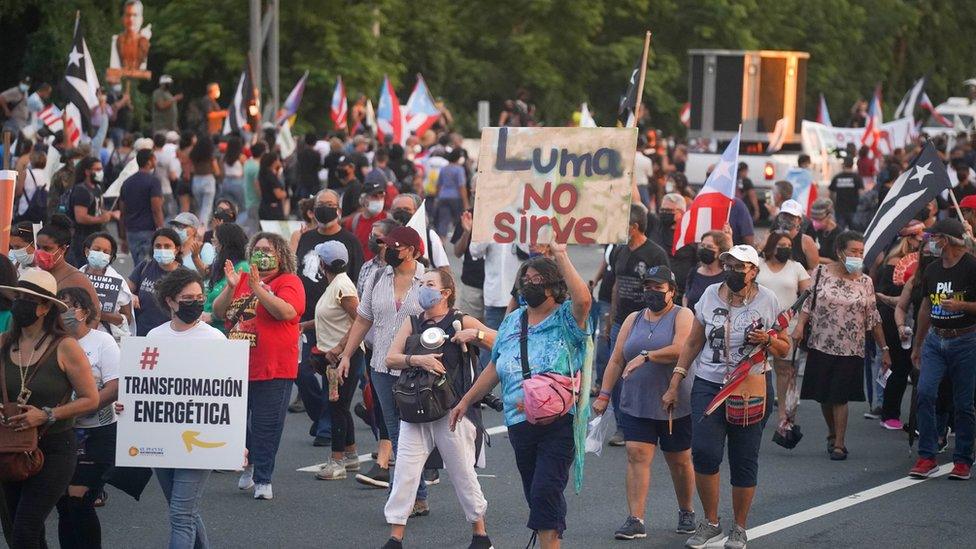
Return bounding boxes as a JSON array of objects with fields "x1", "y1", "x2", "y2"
[{"x1": 2, "y1": 0, "x2": 974, "y2": 135}]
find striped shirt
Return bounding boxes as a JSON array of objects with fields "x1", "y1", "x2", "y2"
[{"x1": 357, "y1": 262, "x2": 424, "y2": 375}]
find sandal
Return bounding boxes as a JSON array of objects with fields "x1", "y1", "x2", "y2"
[
  {"x1": 829, "y1": 446, "x2": 848, "y2": 461},
  {"x1": 826, "y1": 436, "x2": 835, "y2": 455}
]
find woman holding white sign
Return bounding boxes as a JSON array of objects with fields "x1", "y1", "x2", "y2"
[{"x1": 80, "y1": 232, "x2": 134, "y2": 341}]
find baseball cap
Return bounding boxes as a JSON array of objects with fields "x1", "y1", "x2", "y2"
[
  {"x1": 380, "y1": 226, "x2": 423, "y2": 252},
  {"x1": 641, "y1": 265, "x2": 676, "y2": 287},
  {"x1": 134, "y1": 137, "x2": 154, "y2": 151},
  {"x1": 810, "y1": 198, "x2": 833, "y2": 220},
  {"x1": 159, "y1": 74, "x2": 173, "y2": 85},
  {"x1": 780, "y1": 199, "x2": 804, "y2": 218},
  {"x1": 315, "y1": 241, "x2": 348, "y2": 266},
  {"x1": 169, "y1": 212, "x2": 201, "y2": 228},
  {"x1": 337, "y1": 155, "x2": 353, "y2": 167},
  {"x1": 926, "y1": 218, "x2": 965, "y2": 240},
  {"x1": 960, "y1": 195, "x2": 976, "y2": 211},
  {"x1": 720, "y1": 244, "x2": 761, "y2": 266},
  {"x1": 165, "y1": 130, "x2": 180, "y2": 143},
  {"x1": 363, "y1": 170, "x2": 388, "y2": 194}
]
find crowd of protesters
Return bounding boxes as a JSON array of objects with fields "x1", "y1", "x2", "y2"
[{"x1": 2, "y1": 69, "x2": 976, "y2": 549}]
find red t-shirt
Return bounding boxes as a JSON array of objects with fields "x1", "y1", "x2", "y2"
[
  {"x1": 344, "y1": 210, "x2": 388, "y2": 260},
  {"x1": 225, "y1": 272, "x2": 305, "y2": 381}
]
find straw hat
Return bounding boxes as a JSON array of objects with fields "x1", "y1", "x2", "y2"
[{"x1": 0, "y1": 268, "x2": 68, "y2": 311}]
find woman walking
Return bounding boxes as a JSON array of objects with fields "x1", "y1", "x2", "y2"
[
  {"x1": 127, "y1": 228, "x2": 185, "y2": 336},
  {"x1": 80, "y1": 232, "x2": 134, "y2": 340},
  {"x1": 189, "y1": 133, "x2": 221, "y2": 226},
  {"x1": 683, "y1": 231, "x2": 730, "y2": 312}
]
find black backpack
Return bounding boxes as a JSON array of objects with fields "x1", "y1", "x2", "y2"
[
  {"x1": 16, "y1": 170, "x2": 48, "y2": 224},
  {"x1": 392, "y1": 313, "x2": 463, "y2": 423}
]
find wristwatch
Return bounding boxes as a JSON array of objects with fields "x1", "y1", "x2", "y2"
[
  {"x1": 41, "y1": 406, "x2": 56, "y2": 425},
  {"x1": 880, "y1": 345, "x2": 890, "y2": 352},
  {"x1": 477, "y1": 330, "x2": 486, "y2": 342},
  {"x1": 640, "y1": 350, "x2": 651, "y2": 362}
]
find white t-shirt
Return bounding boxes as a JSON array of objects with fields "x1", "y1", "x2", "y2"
[
  {"x1": 314, "y1": 272, "x2": 358, "y2": 350},
  {"x1": 634, "y1": 152, "x2": 653, "y2": 188},
  {"x1": 224, "y1": 159, "x2": 244, "y2": 178},
  {"x1": 75, "y1": 329, "x2": 121, "y2": 428},
  {"x1": 147, "y1": 320, "x2": 226, "y2": 340},
  {"x1": 757, "y1": 259, "x2": 810, "y2": 311},
  {"x1": 469, "y1": 242, "x2": 522, "y2": 308},
  {"x1": 17, "y1": 167, "x2": 49, "y2": 216}
]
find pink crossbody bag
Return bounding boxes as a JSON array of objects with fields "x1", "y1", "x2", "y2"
[{"x1": 519, "y1": 309, "x2": 580, "y2": 425}]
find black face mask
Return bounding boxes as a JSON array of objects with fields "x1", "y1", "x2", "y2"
[
  {"x1": 643, "y1": 289, "x2": 669, "y2": 312},
  {"x1": 774, "y1": 247, "x2": 792, "y2": 263},
  {"x1": 10, "y1": 299, "x2": 39, "y2": 327},
  {"x1": 521, "y1": 283, "x2": 549, "y2": 308},
  {"x1": 367, "y1": 236, "x2": 381, "y2": 255},
  {"x1": 174, "y1": 300, "x2": 204, "y2": 324},
  {"x1": 384, "y1": 247, "x2": 405, "y2": 268},
  {"x1": 659, "y1": 212, "x2": 675, "y2": 227},
  {"x1": 391, "y1": 209, "x2": 412, "y2": 225},
  {"x1": 697, "y1": 248, "x2": 716, "y2": 265},
  {"x1": 314, "y1": 205, "x2": 339, "y2": 225},
  {"x1": 726, "y1": 270, "x2": 749, "y2": 293}
]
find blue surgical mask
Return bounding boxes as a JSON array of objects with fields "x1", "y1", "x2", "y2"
[
  {"x1": 86, "y1": 250, "x2": 111, "y2": 269},
  {"x1": 154, "y1": 249, "x2": 176, "y2": 265},
  {"x1": 18, "y1": 83, "x2": 28, "y2": 93},
  {"x1": 8, "y1": 247, "x2": 33, "y2": 266},
  {"x1": 200, "y1": 243, "x2": 216, "y2": 265},
  {"x1": 418, "y1": 286, "x2": 444, "y2": 310},
  {"x1": 843, "y1": 256, "x2": 863, "y2": 274},
  {"x1": 175, "y1": 228, "x2": 189, "y2": 244}
]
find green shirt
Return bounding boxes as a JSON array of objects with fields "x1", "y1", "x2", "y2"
[
  {"x1": 151, "y1": 88, "x2": 178, "y2": 132},
  {"x1": 243, "y1": 159, "x2": 260, "y2": 208},
  {"x1": 205, "y1": 261, "x2": 250, "y2": 334}
]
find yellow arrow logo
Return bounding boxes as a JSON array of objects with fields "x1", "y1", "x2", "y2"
[{"x1": 181, "y1": 430, "x2": 226, "y2": 452}]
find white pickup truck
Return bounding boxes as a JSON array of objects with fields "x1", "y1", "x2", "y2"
[{"x1": 685, "y1": 152, "x2": 801, "y2": 190}]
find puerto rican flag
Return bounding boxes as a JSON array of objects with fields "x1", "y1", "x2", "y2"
[
  {"x1": 64, "y1": 104, "x2": 82, "y2": 147},
  {"x1": 816, "y1": 93, "x2": 832, "y2": 126},
  {"x1": 376, "y1": 75, "x2": 405, "y2": 146},
  {"x1": 39, "y1": 104, "x2": 64, "y2": 133},
  {"x1": 330, "y1": 76, "x2": 347, "y2": 130},
  {"x1": 861, "y1": 84, "x2": 883, "y2": 157},
  {"x1": 673, "y1": 131, "x2": 739, "y2": 253},
  {"x1": 404, "y1": 74, "x2": 440, "y2": 137},
  {"x1": 919, "y1": 92, "x2": 952, "y2": 127}
]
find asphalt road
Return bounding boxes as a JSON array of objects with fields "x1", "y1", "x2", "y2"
[{"x1": 30, "y1": 243, "x2": 976, "y2": 548}]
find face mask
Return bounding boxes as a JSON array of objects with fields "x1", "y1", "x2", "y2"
[
  {"x1": 665, "y1": 181, "x2": 675, "y2": 193},
  {"x1": 174, "y1": 299, "x2": 205, "y2": 324},
  {"x1": 314, "y1": 205, "x2": 339, "y2": 225},
  {"x1": 153, "y1": 248, "x2": 176, "y2": 265},
  {"x1": 811, "y1": 219, "x2": 826, "y2": 231},
  {"x1": 926, "y1": 240, "x2": 942, "y2": 257},
  {"x1": 659, "y1": 212, "x2": 675, "y2": 227},
  {"x1": 60, "y1": 310, "x2": 82, "y2": 334},
  {"x1": 8, "y1": 247, "x2": 33, "y2": 267},
  {"x1": 87, "y1": 250, "x2": 111, "y2": 269},
  {"x1": 34, "y1": 248, "x2": 60, "y2": 271},
  {"x1": 175, "y1": 228, "x2": 189, "y2": 244},
  {"x1": 251, "y1": 250, "x2": 279, "y2": 272},
  {"x1": 11, "y1": 299, "x2": 39, "y2": 327},
  {"x1": 521, "y1": 283, "x2": 549, "y2": 308},
  {"x1": 643, "y1": 289, "x2": 669, "y2": 312},
  {"x1": 112, "y1": 84, "x2": 122, "y2": 94},
  {"x1": 697, "y1": 248, "x2": 716, "y2": 265},
  {"x1": 18, "y1": 84, "x2": 28, "y2": 93},
  {"x1": 200, "y1": 243, "x2": 216, "y2": 266},
  {"x1": 92, "y1": 170, "x2": 104, "y2": 183},
  {"x1": 774, "y1": 247, "x2": 792, "y2": 263},
  {"x1": 726, "y1": 270, "x2": 748, "y2": 293},
  {"x1": 843, "y1": 256, "x2": 864, "y2": 274},
  {"x1": 384, "y1": 247, "x2": 405, "y2": 269},
  {"x1": 367, "y1": 236, "x2": 381, "y2": 255},
  {"x1": 366, "y1": 199, "x2": 384, "y2": 216},
  {"x1": 391, "y1": 209, "x2": 412, "y2": 225},
  {"x1": 418, "y1": 286, "x2": 444, "y2": 310}
]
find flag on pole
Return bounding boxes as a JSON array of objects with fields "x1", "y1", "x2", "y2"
[
  {"x1": 862, "y1": 142, "x2": 951, "y2": 267},
  {"x1": 364, "y1": 98, "x2": 377, "y2": 135},
  {"x1": 275, "y1": 71, "x2": 308, "y2": 126},
  {"x1": 39, "y1": 104, "x2": 64, "y2": 133},
  {"x1": 404, "y1": 74, "x2": 440, "y2": 137},
  {"x1": 861, "y1": 84, "x2": 884, "y2": 157},
  {"x1": 894, "y1": 77, "x2": 926, "y2": 120},
  {"x1": 673, "y1": 131, "x2": 740, "y2": 253},
  {"x1": 376, "y1": 75, "x2": 405, "y2": 145},
  {"x1": 816, "y1": 93, "x2": 832, "y2": 126},
  {"x1": 223, "y1": 65, "x2": 255, "y2": 135},
  {"x1": 679, "y1": 102, "x2": 691, "y2": 128},
  {"x1": 406, "y1": 201, "x2": 432, "y2": 264},
  {"x1": 64, "y1": 105, "x2": 82, "y2": 147},
  {"x1": 617, "y1": 54, "x2": 643, "y2": 126},
  {"x1": 276, "y1": 119, "x2": 296, "y2": 159},
  {"x1": 919, "y1": 92, "x2": 952, "y2": 127},
  {"x1": 579, "y1": 103, "x2": 597, "y2": 128},
  {"x1": 330, "y1": 77, "x2": 348, "y2": 130},
  {"x1": 61, "y1": 12, "x2": 99, "y2": 134}
]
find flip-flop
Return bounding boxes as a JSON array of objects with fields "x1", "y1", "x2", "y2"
[{"x1": 829, "y1": 446, "x2": 848, "y2": 461}]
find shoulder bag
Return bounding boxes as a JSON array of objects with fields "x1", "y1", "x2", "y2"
[
  {"x1": 519, "y1": 308, "x2": 580, "y2": 425},
  {"x1": 799, "y1": 265, "x2": 823, "y2": 351},
  {"x1": 393, "y1": 314, "x2": 458, "y2": 423}
]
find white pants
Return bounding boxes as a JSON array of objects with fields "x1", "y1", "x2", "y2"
[{"x1": 384, "y1": 414, "x2": 488, "y2": 526}]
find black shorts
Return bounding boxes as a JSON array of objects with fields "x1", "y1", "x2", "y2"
[
  {"x1": 174, "y1": 177, "x2": 192, "y2": 197},
  {"x1": 619, "y1": 412, "x2": 692, "y2": 452},
  {"x1": 71, "y1": 423, "x2": 117, "y2": 488}
]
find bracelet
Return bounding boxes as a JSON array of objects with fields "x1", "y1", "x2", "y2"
[
  {"x1": 596, "y1": 394, "x2": 610, "y2": 402},
  {"x1": 406, "y1": 355, "x2": 412, "y2": 367},
  {"x1": 598, "y1": 390, "x2": 612, "y2": 399},
  {"x1": 673, "y1": 367, "x2": 688, "y2": 378}
]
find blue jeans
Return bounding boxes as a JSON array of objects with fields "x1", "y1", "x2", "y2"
[
  {"x1": 219, "y1": 176, "x2": 246, "y2": 213},
  {"x1": 371, "y1": 370, "x2": 428, "y2": 501},
  {"x1": 192, "y1": 175, "x2": 216, "y2": 226},
  {"x1": 296, "y1": 338, "x2": 332, "y2": 439},
  {"x1": 246, "y1": 378, "x2": 292, "y2": 485},
  {"x1": 917, "y1": 331, "x2": 976, "y2": 464},
  {"x1": 864, "y1": 340, "x2": 884, "y2": 409},
  {"x1": 155, "y1": 468, "x2": 211, "y2": 549},
  {"x1": 483, "y1": 306, "x2": 508, "y2": 331},
  {"x1": 127, "y1": 229, "x2": 154, "y2": 267}
]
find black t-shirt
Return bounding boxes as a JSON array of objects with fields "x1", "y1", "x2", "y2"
[
  {"x1": 341, "y1": 181, "x2": 363, "y2": 218},
  {"x1": 296, "y1": 228, "x2": 364, "y2": 338},
  {"x1": 450, "y1": 222, "x2": 485, "y2": 289},
  {"x1": 259, "y1": 169, "x2": 285, "y2": 220},
  {"x1": 951, "y1": 181, "x2": 976, "y2": 205},
  {"x1": 922, "y1": 253, "x2": 976, "y2": 330},
  {"x1": 295, "y1": 147, "x2": 322, "y2": 197},
  {"x1": 597, "y1": 245, "x2": 617, "y2": 303},
  {"x1": 829, "y1": 172, "x2": 863, "y2": 214},
  {"x1": 346, "y1": 152, "x2": 369, "y2": 181},
  {"x1": 323, "y1": 152, "x2": 343, "y2": 189},
  {"x1": 119, "y1": 171, "x2": 161, "y2": 232},
  {"x1": 68, "y1": 184, "x2": 101, "y2": 241},
  {"x1": 611, "y1": 239, "x2": 670, "y2": 324},
  {"x1": 129, "y1": 260, "x2": 173, "y2": 336},
  {"x1": 810, "y1": 225, "x2": 842, "y2": 261}
]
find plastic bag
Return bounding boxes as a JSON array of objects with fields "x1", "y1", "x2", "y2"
[{"x1": 585, "y1": 405, "x2": 614, "y2": 456}]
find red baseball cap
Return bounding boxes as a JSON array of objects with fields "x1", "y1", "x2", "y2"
[
  {"x1": 380, "y1": 226, "x2": 424, "y2": 254},
  {"x1": 959, "y1": 195, "x2": 976, "y2": 211}
]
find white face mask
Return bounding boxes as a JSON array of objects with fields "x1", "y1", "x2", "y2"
[
  {"x1": 366, "y1": 199, "x2": 384, "y2": 216},
  {"x1": 93, "y1": 170, "x2": 104, "y2": 183}
]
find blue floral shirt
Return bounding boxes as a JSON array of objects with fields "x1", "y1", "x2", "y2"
[{"x1": 491, "y1": 300, "x2": 591, "y2": 426}]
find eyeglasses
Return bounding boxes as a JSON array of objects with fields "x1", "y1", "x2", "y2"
[
  {"x1": 722, "y1": 263, "x2": 751, "y2": 274},
  {"x1": 521, "y1": 274, "x2": 546, "y2": 285}
]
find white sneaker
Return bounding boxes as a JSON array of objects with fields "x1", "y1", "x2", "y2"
[
  {"x1": 254, "y1": 483, "x2": 273, "y2": 500},
  {"x1": 341, "y1": 454, "x2": 361, "y2": 472},
  {"x1": 315, "y1": 459, "x2": 347, "y2": 480},
  {"x1": 238, "y1": 467, "x2": 254, "y2": 490}
]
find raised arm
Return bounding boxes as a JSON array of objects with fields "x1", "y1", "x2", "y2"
[{"x1": 550, "y1": 241, "x2": 591, "y2": 328}]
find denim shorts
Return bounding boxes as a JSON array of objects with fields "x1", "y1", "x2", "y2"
[
  {"x1": 690, "y1": 374, "x2": 771, "y2": 488},
  {"x1": 619, "y1": 412, "x2": 692, "y2": 452}
]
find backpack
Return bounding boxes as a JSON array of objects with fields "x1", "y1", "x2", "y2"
[
  {"x1": 16, "y1": 170, "x2": 48, "y2": 224},
  {"x1": 57, "y1": 184, "x2": 78, "y2": 218},
  {"x1": 393, "y1": 311, "x2": 468, "y2": 424}
]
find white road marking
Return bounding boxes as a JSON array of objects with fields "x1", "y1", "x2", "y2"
[{"x1": 297, "y1": 423, "x2": 509, "y2": 472}]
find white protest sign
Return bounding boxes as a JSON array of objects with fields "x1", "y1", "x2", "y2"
[
  {"x1": 115, "y1": 337, "x2": 249, "y2": 470},
  {"x1": 260, "y1": 220, "x2": 304, "y2": 242},
  {"x1": 801, "y1": 118, "x2": 913, "y2": 157}
]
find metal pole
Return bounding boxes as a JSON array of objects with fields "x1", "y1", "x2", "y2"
[
  {"x1": 250, "y1": 0, "x2": 261, "y2": 105},
  {"x1": 270, "y1": 0, "x2": 280, "y2": 115}
]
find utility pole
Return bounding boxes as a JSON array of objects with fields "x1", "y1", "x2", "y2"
[{"x1": 249, "y1": 0, "x2": 279, "y2": 118}]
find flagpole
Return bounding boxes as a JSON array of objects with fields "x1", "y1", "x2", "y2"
[
  {"x1": 629, "y1": 31, "x2": 652, "y2": 205},
  {"x1": 726, "y1": 124, "x2": 742, "y2": 226},
  {"x1": 948, "y1": 186, "x2": 966, "y2": 222}
]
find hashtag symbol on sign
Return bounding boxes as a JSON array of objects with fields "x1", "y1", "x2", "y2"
[{"x1": 140, "y1": 347, "x2": 160, "y2": 370}]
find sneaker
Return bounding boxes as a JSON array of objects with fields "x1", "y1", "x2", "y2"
[
  {"x1": 409, "y1": 499, "x2": 430, "y2": 518},
  {"x1": 725, "y1": 524, "x2": 748, "y2": 549},
  {"x1": 381, "y1": 537, "x2": 403, "y2": 549},
  {"x1": 881, "y1": 419, "x2": 904, "y2": 430},
  {"x1": 288, "y1": 397, "x2": 305, "y2": 414},
  {"x1": 315, "y1": 459, "x2": 347, "y2": 480},
  {"x1": 355, "y1": 463, "x2": 391, "y2": 488},
  {"x1": 238, "y1": 467, "x2": 255, "y2": 490},
  {"x1": 313, "y1": 436, "x2": 331, "y2": 447},
  {"x1": 468, "y1": 534, "x2": 493, "y2": 549},
  {"x1": 608, "y1": 429, "x2": 626, "y2": 447},
  {"x1": 423, "y1": 469, "x2": 440, "y2": 486},
  {"x1": 343, "y1": 453, "x2": 362, "y2": 472},
  {"x1": 676, "y1": 509, "x2": 697, "y2": 534},
  {"x1": 863, "y1": 407, "x2": 883, "y2": 420},
  {"x1": 253, "y1": 483, "x2": 273, "y2": 500},
  {"x1": 613, "y1": 516, "x2": 646, "y2": 540},
  {"x1": 685, "y1": 520, "x2": 724, "y2": 549},
  {"x1": 909, "y1": 457, "x2": 939, "y2": 478},
  {"x1": 948, "y1": 462, "x2": 971, "y2": 480}
]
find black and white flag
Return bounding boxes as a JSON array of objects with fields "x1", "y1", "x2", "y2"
[
  {"x1": 61, "y1": 13, "x2": 99, "y2": 133},
  {"x1": 893, "y1": 76, "x2": 926, "y2": 120},
  {"x1": 863, "y1": 142, "x2": 951, "y2": 266},
  {"x1": 617, "y1": 55, "x2": 643, "y2": 127},
  {"x1": 223, "y1": 66, "x2": 255, "y2": 135}
]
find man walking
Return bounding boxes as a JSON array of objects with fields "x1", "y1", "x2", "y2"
[{"x1": 119, "y1": 149, "x2": 164, "y2": 265}]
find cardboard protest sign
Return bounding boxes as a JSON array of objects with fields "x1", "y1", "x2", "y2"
[
  {"x1": 471, "y1": 127, "x2": 637, "y2": 245},
  {"x1": 115, "y1": 337, "x2": 249, "y2": 470}
]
